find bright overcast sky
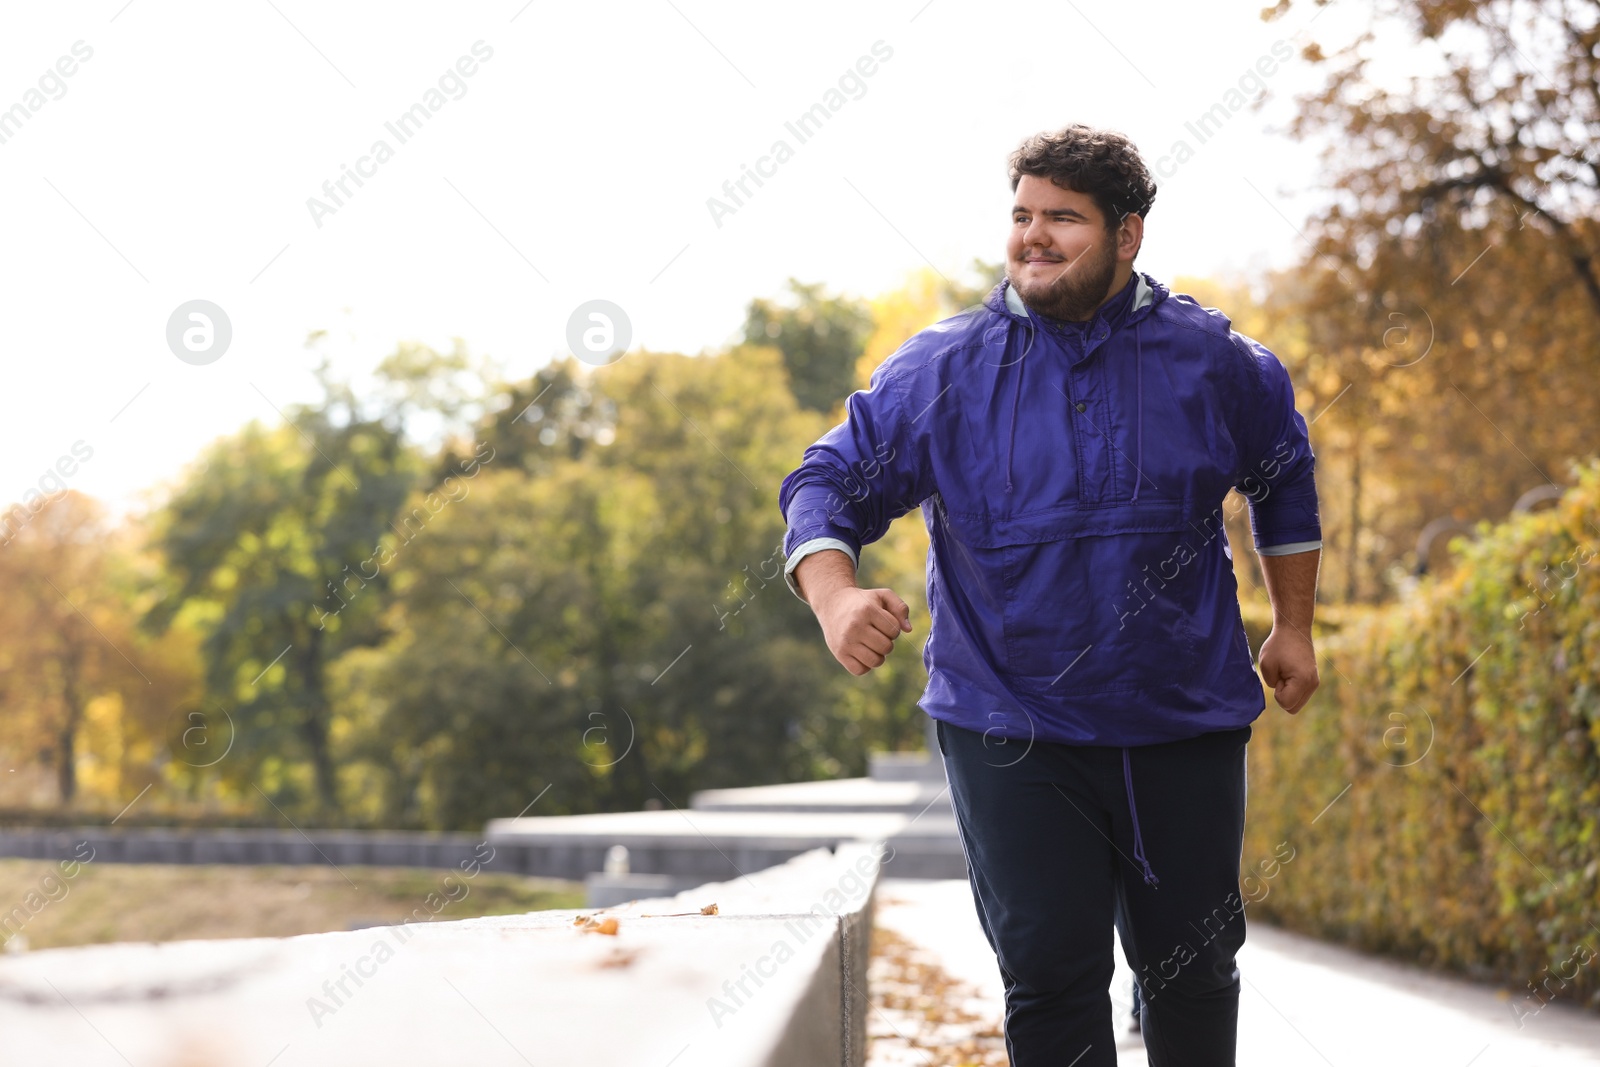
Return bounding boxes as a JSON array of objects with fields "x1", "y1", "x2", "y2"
[{"x1": 0, "y1": 0, "x2": 1374, "y2": 521}]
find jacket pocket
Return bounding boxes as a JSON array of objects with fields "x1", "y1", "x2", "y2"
[{"x1": 939, "y1": 502, "x2": 1203, "y2": 696}]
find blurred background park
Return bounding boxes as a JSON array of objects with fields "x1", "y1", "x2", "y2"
[{"x1": 0, "y1": 0, "x2": 1597, "y2": 1032}]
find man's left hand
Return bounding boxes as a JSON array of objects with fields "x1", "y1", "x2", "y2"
[{"x1": 1258, "y1": 628, "x2": 1319, "y2": 714}]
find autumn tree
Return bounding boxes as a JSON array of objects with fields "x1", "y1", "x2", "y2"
[
  {"x1": 1260, "y1": 0, "x2": 1600, "y2": 598},
  {"x1": 0, "y1": 493, "x2": 195, "y2": 807},
  {"x1": 1273, "y1": 0, "x2": 1600, "y2": 317}
]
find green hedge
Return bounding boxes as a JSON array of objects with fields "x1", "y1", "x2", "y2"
[{"x1": 1242, "y1": 457, "x2": 1600, "y2": 1018}]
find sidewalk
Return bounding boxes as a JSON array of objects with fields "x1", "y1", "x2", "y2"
[{"x1": 871, "y1": 878, "x2": 1600, "y2": 1066}]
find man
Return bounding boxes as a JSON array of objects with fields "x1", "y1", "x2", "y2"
[{"x1": 777, "y1": 124, "x2": 1322, "y2": 1066}]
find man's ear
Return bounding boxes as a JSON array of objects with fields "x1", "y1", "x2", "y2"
[{"x1": 1118, "y1": 213, "x2": 1145, "y2": 262}]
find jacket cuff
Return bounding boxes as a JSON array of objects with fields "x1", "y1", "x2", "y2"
[
  {"x1": 1247, "y1": 467, "x2": 1322, "y2": 552},
  {"x1": 783, "y1": 538, "x2": 859, "y2": 600},
  {"x1": 1256, "y1": 539, "x2": 1322, "y2": 556}
]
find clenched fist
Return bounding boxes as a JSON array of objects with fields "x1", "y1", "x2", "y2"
[
  {"x1": 815, "y1": 586, "x2": 913, "y2": 675},
  {"x1": 1258, "y1": 627, "x2": 1319, "y2": 714},
  {"x1": 793, "y1": 549, "x2": 912, "y2": 676}
]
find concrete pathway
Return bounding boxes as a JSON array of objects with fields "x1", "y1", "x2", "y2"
[{"x1": 872, "y1": 879, "x2": 1600, "y2": 1066}]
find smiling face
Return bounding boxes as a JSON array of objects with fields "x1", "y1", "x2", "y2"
[{"x1": 1005, "y1": 174, "x2": 1142, "y2": 323}]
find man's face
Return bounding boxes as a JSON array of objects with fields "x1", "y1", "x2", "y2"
[{"x1": 1005, "y1": 174, "x2": 1121, "y2": 323}]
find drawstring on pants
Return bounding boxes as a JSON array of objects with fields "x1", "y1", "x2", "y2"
[{"x1": 1122, "y1": 746, "x2": 1160, "y2": 888}]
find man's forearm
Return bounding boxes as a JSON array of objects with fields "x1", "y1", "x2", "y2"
[
  {"x1": 1259, "y1": 548, "x2": 1320, "y2": 637},
  {"x1": 793, "y1": 548, "x2": 858, "y2": 609}
]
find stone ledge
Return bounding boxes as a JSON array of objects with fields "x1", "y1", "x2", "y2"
[
  {"x1": 867, "y1": 751, "x2": 946, "y2": 783},
  {"x1": 690, "y1": 776, "x2": 952, "y2": 816},
  {"x1": 0, "y1": 842, "x2": 885, "y2": 1067}
]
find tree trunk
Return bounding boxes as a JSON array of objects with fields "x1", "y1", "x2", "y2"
[
  {"x1": 1346, "y1": 435, "x2": 1362, "y2": 604},
  {"x1": 297, "y1": 626, "x2": 341, "y2": 814},
  {"x1": 591, "y1": 551, "x2": 652, "y2": 813},
  {"x1": 56, "y1": 650, "x2": 84, "y2": 805},
  {"x1": 56, "y1": 724, "x2": 76, "y2": 804}
]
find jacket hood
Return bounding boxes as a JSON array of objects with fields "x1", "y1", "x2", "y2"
[{"x1": 983, "y1": 269, "x2": 1167, "y2": 330}]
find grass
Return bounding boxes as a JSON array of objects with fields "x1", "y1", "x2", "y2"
[{"x1": 0, "y1": 859, "x2": 585, "y2": 952}]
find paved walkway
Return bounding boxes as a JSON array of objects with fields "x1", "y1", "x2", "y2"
[{"x1": 872, "y1": 879, "x2": 1600, "y2": 1066}]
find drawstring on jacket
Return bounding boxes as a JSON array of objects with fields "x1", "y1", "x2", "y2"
[
  {"x1": 1130, "y1": 322, "x2": 1143, "y2": 502},
  {"x1": 1122, "y1": 746, "x2": 1160, "y2": 888},
  {"x1": 1005, "y1": 354, "x2": 1023, "y2": 493},
  {"x1": 1124, "y1": 321, "x2": 1157, "y2": 888}
]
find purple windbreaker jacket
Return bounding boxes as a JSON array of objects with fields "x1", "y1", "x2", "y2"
[{"x1": 778, "y1": 271, "x2": 1322, "y2": 755}]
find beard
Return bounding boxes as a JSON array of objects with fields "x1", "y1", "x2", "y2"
[{"x1": 1006, "y1": 235, "x2": 1119, "y2": 323}]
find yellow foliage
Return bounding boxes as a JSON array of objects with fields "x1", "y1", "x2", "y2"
[
  {"x1": 78, "y1": 693, "x2": 126, "y2": 802},
  {"x1": 1242, "y1": 458, "x2": 1600, "y2": 1010}
]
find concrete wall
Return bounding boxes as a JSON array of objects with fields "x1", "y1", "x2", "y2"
[
  {"x1": 0, "y1": 814, "x2": 965, "y2": 881},
  {"x1": 484, "y1": 810, "x2": 967, "y2": 882},
  {"x1": 0, "y1": 827, "x2": 488, "y2": 869},
  {"x1": 0, "y1": 842, "x2": 885, "y2": 1066}
]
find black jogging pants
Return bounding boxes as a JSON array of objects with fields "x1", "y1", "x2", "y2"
[{"x1": 935, "y1": 716, "x2": 1252, "y2": 1067}]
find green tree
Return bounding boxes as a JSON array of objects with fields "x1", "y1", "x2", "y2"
[
  {"x1": 743, "y1": 279, "x2": 874, "y2": 414},
  {"x1": 434, "y1": 360, "x2": 611, "y2": 483},
  {"x1": 143, "y1": 361, "x2": 424, "y2": 816},
  {"x1": 335, "y1": 348, "x2": 861, "y2": 828}
]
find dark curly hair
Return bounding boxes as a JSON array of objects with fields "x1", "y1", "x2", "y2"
[{"x1": 1008, "y1": 125, "x2": 1157, "y2": 231}]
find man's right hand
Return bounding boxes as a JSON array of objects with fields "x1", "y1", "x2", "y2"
[
  {"x1": 793, "y1": 550, "x2": 912, "y2": 676},
  {"x1": 815, "y1": 586, "x2": 913, "y2": 675}
]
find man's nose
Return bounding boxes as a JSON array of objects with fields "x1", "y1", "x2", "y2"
[{"x1": 1021, "y1": 216, "x2": 1050, "y2": 250}]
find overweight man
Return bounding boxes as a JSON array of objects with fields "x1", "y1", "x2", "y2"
[{"x1": 777, "y1": 124, "x2": 1322, "y2": 1066}]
